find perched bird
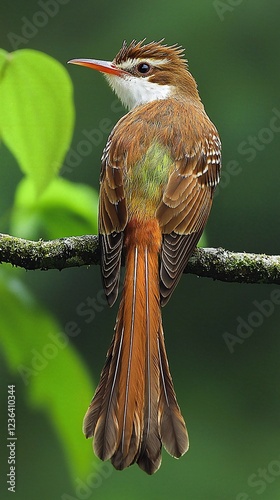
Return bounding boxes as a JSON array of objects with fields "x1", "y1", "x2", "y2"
[{"x1": 68, "y1": 39, "x2": 221, "y2": 474}]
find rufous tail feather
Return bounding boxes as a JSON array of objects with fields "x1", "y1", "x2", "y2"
[{"x1": 83, "y1": 219, "x2": 188, "y2": 474}]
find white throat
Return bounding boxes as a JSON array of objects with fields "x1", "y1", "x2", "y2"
[{"x1": 105, "y1": 74, "x2": 173, "y2": 110}]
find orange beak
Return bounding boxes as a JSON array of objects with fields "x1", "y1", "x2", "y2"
[{"x1": 67, "y1": 58, "x2": 124, "y2": 76}]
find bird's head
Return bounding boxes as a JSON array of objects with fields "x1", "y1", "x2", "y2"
[{"x1": 68, "y1": 40, "x2": 200, "y2": 110}]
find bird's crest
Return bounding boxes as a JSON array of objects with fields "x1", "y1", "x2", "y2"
[{"x1": 114, "y1": 39, "x2": 187, "y2": 67}]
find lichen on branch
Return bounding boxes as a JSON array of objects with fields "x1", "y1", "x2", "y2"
[{"x1": 0, "y1": 232, "x2": 280, "y2": 285}]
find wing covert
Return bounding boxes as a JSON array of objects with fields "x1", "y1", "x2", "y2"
[
  {"x1": 157, "y1": 131, "x2": 221, "y2": 305},
  {"x1": 99, "y1": 131, "x2": 128, "y2": 306}
]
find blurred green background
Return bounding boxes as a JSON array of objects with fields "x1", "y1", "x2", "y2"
[{"x1": 1, "y1": 0, "x2": 280, "y2": 499}]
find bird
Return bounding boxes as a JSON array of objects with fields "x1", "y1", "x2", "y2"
[{"x1": 68, "y1": 39, "x2": 221, "y2": 475}]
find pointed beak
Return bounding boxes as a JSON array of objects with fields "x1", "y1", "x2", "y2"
[{"x1": 67, "y1": 58, "x2": 124, "y2": 76}]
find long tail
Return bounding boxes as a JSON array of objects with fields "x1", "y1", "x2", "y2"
[{"x1": 83, "y1": 219, "x2": 189, "y2": 474}]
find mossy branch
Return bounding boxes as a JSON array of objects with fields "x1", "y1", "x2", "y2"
[{"x1": 0, "y1": 232, "x2": 280, "y2": 285}]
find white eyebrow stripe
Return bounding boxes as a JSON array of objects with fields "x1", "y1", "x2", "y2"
[{"x1": 118, "y1": 57, "x2": 169, "y2": 70}]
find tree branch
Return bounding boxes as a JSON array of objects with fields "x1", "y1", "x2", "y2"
[{"x1": 0, "y1": 232, "x2": 280, "y2": 285}]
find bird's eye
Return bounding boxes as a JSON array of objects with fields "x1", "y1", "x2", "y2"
[{"x1": 137, "y1": 62, "x2": 151, "y2": 74}]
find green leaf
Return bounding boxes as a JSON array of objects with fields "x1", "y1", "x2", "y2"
[
  {"x1": 0, "y1": 49, "x2": 8, "y2": 74},
  {"x1": 0, "y1": 269, "x2": 96, "y2": 480},
  {"x1": 0, "y1": 49, "x2": 75, "y2": 195},
  {"x1": 11, "y1": 177, "x2": 98, "y2": 239},
  {"x1": 198, "y1": 231, "x2": 208, "y2": 248}
]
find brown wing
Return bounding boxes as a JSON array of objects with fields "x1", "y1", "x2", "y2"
[
  {"x1": 99, "y1": 132, "x2": 128, "y2": 306},
  {"x1": 157, "y1": 132, "x2": 221, "y2": 305}
]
